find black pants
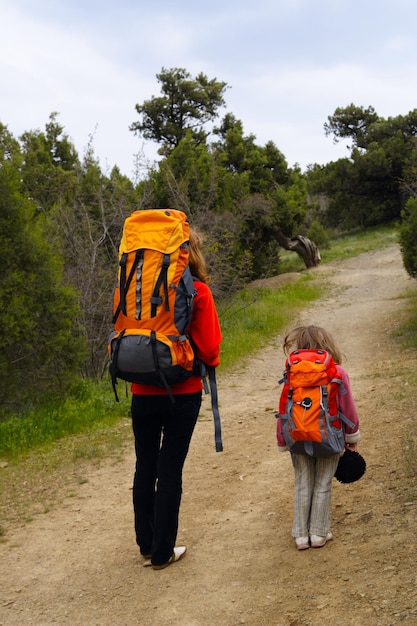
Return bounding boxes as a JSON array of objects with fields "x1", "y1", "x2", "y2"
[{"x1": 131, "y1": 392, "x2": 201, "y2": 566}]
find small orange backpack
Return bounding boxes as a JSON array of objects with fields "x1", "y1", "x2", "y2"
[{"x1": 277, "y1": 349, "x2": 354, "y2": 457}]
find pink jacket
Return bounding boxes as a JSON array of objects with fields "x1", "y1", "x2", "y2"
[{"x1": 277, "y1": 364, "x2": 360, "y2": 451}]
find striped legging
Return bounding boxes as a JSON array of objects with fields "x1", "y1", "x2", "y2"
[{"x1": 291, "y1": 453, "x2": 340, "y2": 538}]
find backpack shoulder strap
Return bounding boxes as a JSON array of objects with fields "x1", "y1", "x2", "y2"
[
  {"x1": 338, "y1": 412, "x2": 356, "y2": 430},
  {"x1": 113, "y1": 249, "x2": 143, "y2": 324},
  {"x1": 208, "y1": 365, "x2": 223, "y2": 452},
  {"x1": 150, "y1": 253, "x2": 171, "y2": 316},
  {"x1": 200, "y1": 364, "x2": 223, "y2": 452}
]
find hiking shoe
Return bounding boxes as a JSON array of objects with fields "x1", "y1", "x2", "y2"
[
  {"x1": 310, "y1": 532, "x2": 333, "y2": 548},
  {"x1": 151, "y1": 546, "x2": 187, "y2": 570},
  {"x1": 295, "y1": 536, "x2": 310, "y2": 550},
  {"x1": 141, "y1": 553, "x2": 152, "y2": 567}
]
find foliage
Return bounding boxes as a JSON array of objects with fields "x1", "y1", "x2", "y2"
[
  {"x1": 399, "y1": 197, "x2": 417, "y2": 278},
  {"x1": 271, "y1": 168, "x2": 309, "y2": 235},
  {"x1": 20, "y1": 112, "x2": 79, "y2": 212},
  {"x1": 312, "y1": 105, "x2": 417, "y2": 230},
  {"x1": 143, "y1": 133, "x2": 236, "y2": 214},
  {"x1": 306, "y1": 219, "x2": 330, "y2": 249},
  {"x1": 54, "y1": 158, "x2": 138, "y2": 378},
  {"x1": 130, "y1": 67, "x2": 228, "y2": 155},
  {"x1": 0, "y1": 123, "x2": 86, "y2": 412},
  {"x1": 194, "y1": 210, "x2": 254, "y2": 298},
  {"x1": 324, "y1": 103, "x2": 379, "y2": 149},
  {"x1": 212, "y1": 113, "x2": 289, "y2": 192},
  {"x1": 237, "y1": 194, "x2": 281, "y2": 277}
]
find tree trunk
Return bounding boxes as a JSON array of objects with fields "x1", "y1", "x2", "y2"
[{"x1": 277, "y1": 233, "x2": 321, "y2": 268}]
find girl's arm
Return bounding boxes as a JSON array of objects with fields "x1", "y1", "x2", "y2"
[{"x1": 337, "y1": 365, "x2": 361, "y2": 444}]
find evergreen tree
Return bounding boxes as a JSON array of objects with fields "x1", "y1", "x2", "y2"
[
  {"x1": 130, "y1": 67, "x2": 228, "y2": 155},
  {"x1": 0, "y1": 124, "x2": 85, "y2": 412},
  {"x1": 399, "y1": 197, "x2": 417, "y2": 278}
]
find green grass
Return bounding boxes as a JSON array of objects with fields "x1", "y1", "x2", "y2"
[
  {"x1": 218, "y1": 276, "x2": 320, "y2": 371},
  {"x1": 0, "y1": 379, "x2": 131, "y2": 459}
]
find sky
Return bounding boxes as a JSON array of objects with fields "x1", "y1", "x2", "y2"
[{"x1": 2, "y1": 0, "x2": 417, "y2": 181}]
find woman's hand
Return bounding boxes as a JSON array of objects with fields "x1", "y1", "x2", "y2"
[{"x1": 345, "y1": 442, "x2": 358, "y2": 452}]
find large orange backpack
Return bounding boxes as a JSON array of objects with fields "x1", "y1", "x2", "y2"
[
  {"x1": 109, "y1": 208, "x2": 197, "y2": 397},
  {"x1": 108, "y1": 208, "x2": 223, "y2": 451},
  {"x1": 277, "y1": 349, "x2": 354, "y2": 457}
]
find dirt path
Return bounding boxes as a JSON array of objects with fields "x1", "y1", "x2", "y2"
[{"x1": 1, "y1": 244, "x2": 417, "y2": 626}]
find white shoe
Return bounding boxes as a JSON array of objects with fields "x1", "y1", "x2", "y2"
[
  {"x1": 310, "y1": 532, "x2": 333, "y2": 548},
  {"x1": 295, "y1": 536, "x2": 310, "y2": 550},
  {"x1": 152, "y1": 546, "x2": 187, "y2": 570}
]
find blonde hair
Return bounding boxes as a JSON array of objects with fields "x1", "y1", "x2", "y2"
[
  {"x1": 188, "y1": 227, "x2": 210, "y2": 283},
  {"x1": 283, "y1": 325, "x2": 343, "y2": 364}
]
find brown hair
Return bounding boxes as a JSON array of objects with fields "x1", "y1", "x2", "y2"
[
  {"x1": 188, "y1": 227, "x2": 210, "y2": 283},
  {"x1": 283, "y1": 325, "x2": 343, "y2": 364}
]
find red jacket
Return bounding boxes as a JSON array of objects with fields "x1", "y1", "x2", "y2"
[{"x1": 131, "y1": 280, "x2": 222, "y2": 395}]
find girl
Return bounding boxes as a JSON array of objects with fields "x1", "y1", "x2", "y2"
[{"x1": 276, "y1": 325, "x2": 360, "y2": 550}]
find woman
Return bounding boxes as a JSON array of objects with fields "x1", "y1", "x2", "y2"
[{"x1": 131, "y1": 227, "x2": 222, "y2": 569}]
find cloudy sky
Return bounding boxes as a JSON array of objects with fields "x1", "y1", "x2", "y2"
[{"x1": 2, "y1": 0, "x2": 417, "y2": 180}]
